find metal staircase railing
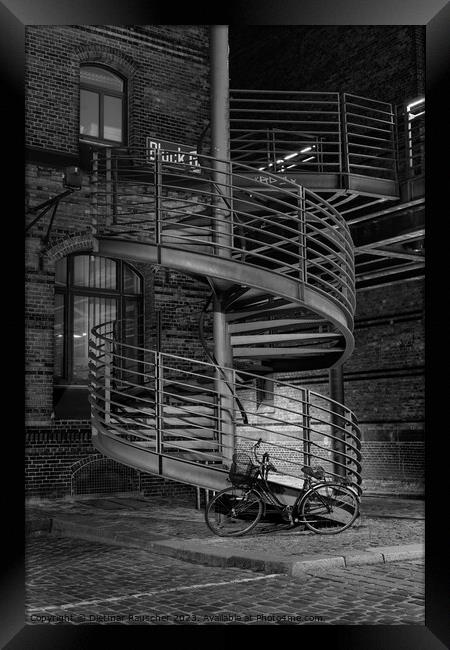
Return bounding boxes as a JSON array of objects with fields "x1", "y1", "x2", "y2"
[
  {"x1": 89, "y1": 146, "x2": 362, "y2": 497},
  {"x1": 230, "y1": 90, "x2": 397, "y2": 182},
  {"x1": 93, "y1": 149, "x2": 356, "y2": 325},
  {"x1": 89, "y1": 320, "x2": 362, "y2": 494},
  {"x1": 395, "y1": 97, "x2": 425, "y2": 182}
]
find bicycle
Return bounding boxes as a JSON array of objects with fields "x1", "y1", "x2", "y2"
[{"x1": 204, "y1": 438, "x2": 360, "y2": 537}]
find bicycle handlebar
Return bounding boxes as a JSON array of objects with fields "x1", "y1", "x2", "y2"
[{"x1": 251, "y1": 439, "x2": 277, "y2": 475}]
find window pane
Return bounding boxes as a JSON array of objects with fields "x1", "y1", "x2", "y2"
[
  {"x1": 72, "y1": 296, "x2": 89, "y2": 381},
  {"x1": 54, "y1": 294, "x2": 65, "y2": 377},
  {"x1": 73, "y1": 255, "x2": 117, "y2": 290},
  {"x1": 55, "y1": 259, "x2": 67, "y2": 286},
  {"x1": 72, "y1": 295, "x2": 117, "y2": 382},
  {"x1": 103, "y1": 95, "x2": 123, "y2": 142},
  {"x1": 90, "y1": 256, "x2": 117, "y2": 289},
  {"x1": 123, "y1": 264, "x2": 142, "y2": 294},
  {"x1": 121, "y1": 300, "x2": 141, "y2": 385},
  {"x1": 81, "y1": 66, "x2": 123, "y2": 93},
  {"x1": 73, "y1": 255, "x2": 89, "y2": 286},
  {"x1": 80, "y1": 89, "x2": 99, "y2": 137}
]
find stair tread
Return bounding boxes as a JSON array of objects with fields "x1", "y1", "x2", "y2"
[
  {"x1": 163, "y1": 428, "x2": 217, "y2": 438},
  {"x1": 168, "y1": 451, "x2": 222, "y2": 462},
  {"x1": 233, "y1": 347, "x2": 344, "y2": 358},
  {"x1": 228, "y1": 318, "x2": 327, "y2": 333},
  {"x1": 226, "y1": 303, "x2": 316, "y2": 321},
  {"x1": 163, "y1": 440, "x2": 220, "y2": 450},
  {"x1": 231, "y1": 332, "x2": 340, "y2": 345},
  {"x1": 165, "y1": 405, "x2": 215, "y2": 415}
]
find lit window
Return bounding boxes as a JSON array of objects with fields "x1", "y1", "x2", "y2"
[
  {"x1": 79, "y1": 65, "x2": 125, "y2": 144},
  {"x1": 54, "y1": 254, "x2": 142, "y2": 386}
]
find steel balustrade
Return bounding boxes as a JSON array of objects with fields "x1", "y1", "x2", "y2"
[
  {"x1": 93, "y1": 150, "x2": 356, "y2": 322},
  {"x1": 395, "y1": 98, "x2": 425, "y2": 182},
  {"x1": 89, "y1": 146, "x2": 362, "y2": 497},
  {"x1": 86, "y1": 92, "x2": 424, "y2": 501},
  {"x1": 89, "y1": 321, "x2": 362, "y2": 494},
  {"x1": 230, "y1": 90, "x2": 397, "y2": 182}
]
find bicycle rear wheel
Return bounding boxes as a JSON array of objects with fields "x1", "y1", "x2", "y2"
[
  {"x1": 299, "y1": 483, "x2": 359, "y2": 534},
  {"x1": 205, "y1": 486, "x2": 263, "y2": 537}
]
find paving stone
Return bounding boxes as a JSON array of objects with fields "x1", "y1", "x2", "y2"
[{"x1": 25, "y1": 496, "x2": 425, "y2": 626}]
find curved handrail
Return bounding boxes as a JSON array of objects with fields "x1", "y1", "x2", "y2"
[
  {"x1": 89, "y1": 320, "x2": 362, "y2": 494},
  {"x1": 93, "y1": 149, "x2": 356, "y2": 321}
]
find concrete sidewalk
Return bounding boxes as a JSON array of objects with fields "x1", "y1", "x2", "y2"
[{"x1": 26, "y1": 493, "x2": 424, "y2": 577}]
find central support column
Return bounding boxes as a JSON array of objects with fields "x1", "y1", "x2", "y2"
[{"x1": 210, "y1": 25, "x2": 235, "y2": 463}]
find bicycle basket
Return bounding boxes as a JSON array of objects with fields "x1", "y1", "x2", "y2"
[{"x1": 228, "y1": 452, "x2": 260, "y2": 487}]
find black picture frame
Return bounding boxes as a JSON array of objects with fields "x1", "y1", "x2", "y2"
[{"x1": 4, "y1": 0, "x2": 448, "y2": 647}]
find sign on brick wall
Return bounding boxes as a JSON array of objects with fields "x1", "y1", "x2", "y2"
[{"x1": 146, "y1": 137, "x2": 200, "y2": 173}]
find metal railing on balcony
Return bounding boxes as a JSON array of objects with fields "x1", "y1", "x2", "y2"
[
  {"x1": 396, "y1": 97, "x2": 425, "y2": 182},
  {"x1": 89, "y1": 320, "x2": 362, "y2": 494},
  {"x1": 93, "y1": 149, "x2": 356, "y2": 321},
  {"x1": 229, "y1": 90, "x2": 397, "y2": 182}
]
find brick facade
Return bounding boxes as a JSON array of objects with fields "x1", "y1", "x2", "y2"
[
  {"x1": 230, "y1": 26, "x2": 425, "y2": 105},
  {"x1": 274, "y1": 278, "x2": 425, "y2": 493},
  {"x1": 25, "y1": 25, "x2": 425, "y2": 499},
  {"x1": 25, "y1": 25, "x2": 211, "y2": 499},
  {"x1": 26, "y1": 25, "x2": 210, "y2": 156},
  {"x1": 228, "y1": 26, "x2": 425, "y2": 495}
]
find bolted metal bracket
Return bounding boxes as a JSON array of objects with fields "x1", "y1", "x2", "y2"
[{"x1": 25, "y1": 166, "x2": 83, "y2": 240}]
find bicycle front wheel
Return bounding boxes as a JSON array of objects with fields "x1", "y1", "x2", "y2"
[
  {"x1": 205, "y1": 486, "x2": 263, "y2": 537},
  {"x1": 299, "y1": 483, "x2": 360, "y2": 534}
]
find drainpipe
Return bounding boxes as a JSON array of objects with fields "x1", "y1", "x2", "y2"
[
  {"x1": 329, "y1": 364, "x2": 346, "y2": 478},
  {"x1": 210, "y1": 25, "x2": 234, "y2": 463}
]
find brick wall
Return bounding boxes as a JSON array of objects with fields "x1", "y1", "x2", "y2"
[
  {"x1": 272, "y1": 278, "x2": 425, "y2": 493},
  {"x1": 25, "y1": 25, "x2": 425, "y2": 498},
  {"x1": 26, "y1": 25, "x2": 210, "y2": 155},
  {"x1": 25, "y1": 25, "x2": 212, "y2": 498},
  {"x1": 25, "y1": 424, "x2": 197, "y2": 500},
  {"x1": 230, "y1": 26, "x2": 425, "y2": 105}
]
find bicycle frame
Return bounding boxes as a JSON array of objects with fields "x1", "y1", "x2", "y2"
[
  {"x1": 249, "y1": 441, "x2": 357, "y2": 521},
  {"x1": 205, "y1": 441, "x2": 360, "y2": 537}
]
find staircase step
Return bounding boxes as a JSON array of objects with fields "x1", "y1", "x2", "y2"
[
  {"x1": 224, "y1": 288, "x2": 272, "y2": 309},
  {"x1": 162, "y1": 225, "x2": 211, "y2": 237},
  {"x1": 166, "y1": 450, "x2": 222, "y2": 463},
  {"x1": 163, "y1": 382, "x2": 216, "y2": 400},
  {"x1": 226, "y1": 302, "x2": 314, "y2": 321},
  {"x1": 163, "y1": 415, "x2": 216, "y2": 427},
  {"x1": 164, "y1": 404, "x2": 215, "y2": 415},
  {"x1": 230, "y1": 332, "x2": 340, "y2": 346},
  {"x1": 233, "y1": 346, "x2": 344, "y2": 359},
  {"x1": 132, "y1": 440, "x2": 157, "y2": 448},
  {"x1": 114, "y1": 414, "x2": 216, "y2": 427},
  {"x1": 228, "y1": 318, "x2": 325, "y2": 333},
  {"x1": 163, "y1": 428, "x2": 217, "y2": 439},
  {"x1": 162, "y1": 440, "x2": 220, "y2": 451},
  {"x1": 115, "y1": 406, "x2": 155, "y2": 417}
]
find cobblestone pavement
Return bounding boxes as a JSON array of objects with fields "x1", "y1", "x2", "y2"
[
  {"x1": 25, "y1": 536, "x2": 424, "y2": 626},
  {"x1": 26, "y1": 495, "x2": 424, "y2": 558}
]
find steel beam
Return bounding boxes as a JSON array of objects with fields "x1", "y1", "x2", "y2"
[{"x1": 211, "y1": 25, "x2": 235, "y2": 463}]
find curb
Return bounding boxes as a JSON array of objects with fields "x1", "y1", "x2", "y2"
[{"x1": 48, "y1": 517, "x2": 424, "y2": 576}]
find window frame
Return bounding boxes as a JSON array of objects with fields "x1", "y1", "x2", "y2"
[
  {"x1": 79, "y1": 63, "x2": 127, "y2": 147},
  {"x1": 54, "y1": 254, "x2": 143, "y2": 386}
]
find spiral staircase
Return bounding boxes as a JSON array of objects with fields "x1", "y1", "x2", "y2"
[
  {"x1": 88, "y1": 136, "x2": 367, "y2": 506},
  {"x1": 86, "y1": 89, "x2": 409, "y2": 504}
]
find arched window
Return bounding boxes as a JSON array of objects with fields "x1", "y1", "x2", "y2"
[
  {"x1": 53, "y1": 254, "x2": 142, "y2": 418},
  {"x1": 79, "y1": 65, "x2": 126, "y2": 145}
]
